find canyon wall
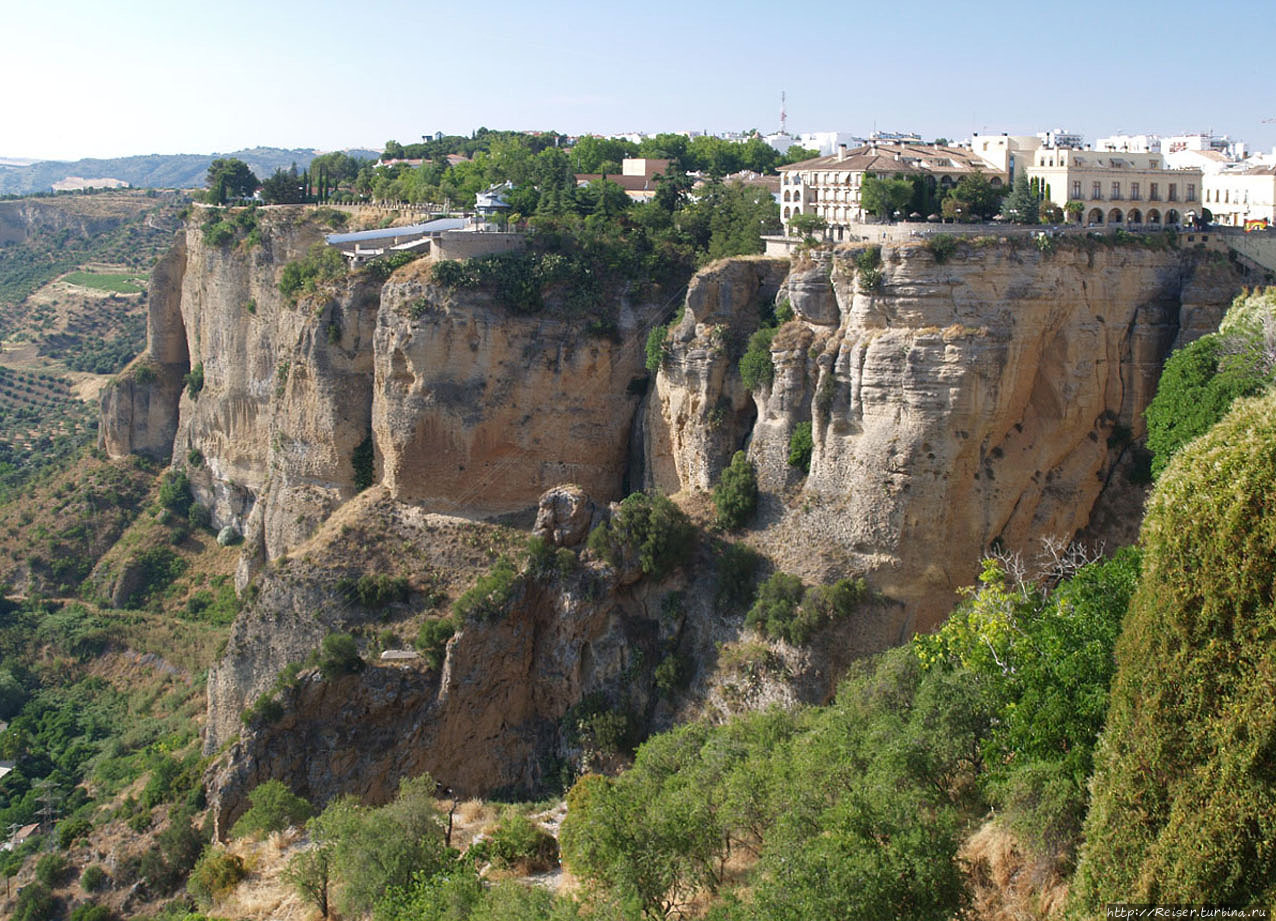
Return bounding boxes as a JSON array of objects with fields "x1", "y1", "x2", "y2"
[{"x1": 646, "y1": 240, "x2": 1240, "y2": 632}]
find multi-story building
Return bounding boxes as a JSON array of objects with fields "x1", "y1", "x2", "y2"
[
  {"x1": 1202, "y1": 166, "x2": 1276, "y2": 227},
  {"x1": 778, "y1": 142, "x2": 1004, "y2": 239},
  {"x1": 969, "y1": 133, "x2": 1042, "y2": 182},
  {"x1": 1025, "y1": 149, "x2": 1202, "y2": 226}
]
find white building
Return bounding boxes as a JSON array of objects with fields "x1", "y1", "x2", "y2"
[
  {"x1": 1096, "y1": 134, "x2": 1161, "y2": 153},
  {"x1": 1038, "y1": 129, "x2": 1085, "y2": 149},
  {"x1": 795, "y1": 131, "x2": 863, "y2": 156},
  {"x1": 969, "y1": 133, "x2": 1042, "y2": 183},
  {"x1": 1202, "y1": 166, "x2": 1276, "y2": 227},
  {"x1": 1025, "y1": 148, "x2": 1202, "y2": 226}
]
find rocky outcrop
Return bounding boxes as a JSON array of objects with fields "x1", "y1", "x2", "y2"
[
  {"x1": 533, "y1": 485, "x2": 597, "y2": 547},
  {"x1": 649, "y1": 239, "x2": 1241, "y2": 632},
  {"x1": 372, "y1": 263, "x2": 659, "y2": 519},
  {"x1": 641, "y1": 257, "x2": 788, "y2": 491}
]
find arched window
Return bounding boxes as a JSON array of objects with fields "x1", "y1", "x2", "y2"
[
  {"x1": 1088, "y1": 208, "x2": 1105, "y2": 225},
  {"x1": 1108, "y1": 208, "x2": 1123, "y2": 224},
  {"x1": 1166, "y1": 209, "x2": 1180, "y2": 224},
  {"x1": 1128, "y1": 209, "x2": 1143, "y2": 224},
  {"x1": 1147, "y1": 209, "x2": 1161, "y2": 224}
]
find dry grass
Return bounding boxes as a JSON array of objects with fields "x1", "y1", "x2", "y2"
[
  {"x1": 212, "y1": 829, "x2": 317, "y2": 921},
  {"x1": 961, "y1": 819, "x2": 1071, "y2": 921}
]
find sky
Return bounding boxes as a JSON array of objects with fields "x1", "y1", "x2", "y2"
[{"x1": 2, "y1": 0, "x2": 1273, "y2": 161}]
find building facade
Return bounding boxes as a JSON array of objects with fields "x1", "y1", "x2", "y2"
[
  {"x1": 1202, "y1": 167, "x2": 1276, "y2": 227},
  {"x1": 1025, "y1": 149, "x2": 1202, "y2": 226},
  {"x1": 778, "y1": 142, "x2": 1004, "y2": 239}
]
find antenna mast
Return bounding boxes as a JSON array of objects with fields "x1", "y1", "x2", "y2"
[{"x1": 780, "y1": 91, "x2": 787, "y2": 135}]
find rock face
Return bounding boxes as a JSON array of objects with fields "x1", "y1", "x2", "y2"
[
  {"x1": 649, "y1": 239, "x2": 1240, "y2": 632},
  {"x1": 101, "y1": 209, "x2": 656, "y2": 586},
  {"x1": 372, "y1": 263, "x2": 657, "y2": 519},
  {"x1": 533, "y1": 485, "x2": 597, "y2": 548},
  {"x1": 641, "y1": 257, "x2": 789, "y2": 491}
]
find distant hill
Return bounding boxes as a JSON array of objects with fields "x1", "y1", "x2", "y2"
[{"x1": 0, "y1": 146, "x2": 380, "y2": 195}]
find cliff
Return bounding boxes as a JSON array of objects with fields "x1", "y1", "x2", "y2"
[
  {"x1": 647, "y1": 238, "x2": 1240, "y2": 632},
  {"x1": 102, "y1": 212, "x2": 1244, "y2": 822}
]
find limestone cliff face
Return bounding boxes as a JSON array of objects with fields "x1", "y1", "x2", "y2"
[
  {"x1": 98, "y1": 240, "x2": 188, "y2": 459},
  {"x1": 373, "y1": 262, "x2": 658, "y2": 518},
  {"x1": 101, "y1": 209, "x2": 658, "y2": 585},
  {"x1": 649, "y1": 240, "x2": 1240, "y2": 632},
  {"x1": 641, "y1": 257, "x2": 789, "y2": 491}
]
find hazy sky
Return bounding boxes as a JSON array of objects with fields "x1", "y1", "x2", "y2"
[{"x1": 2, "y1": 0, "x2": 1273, "y2": 160}]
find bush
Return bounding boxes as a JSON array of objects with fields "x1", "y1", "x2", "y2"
[
  {"x1": 318, "y1": 633, "x2": 363, "y2": 679},
  {"x1": 351, "y1": 433, "x2": 375, "y2": 491},
  {"x1": 57, "y1": 815, "x2": 91, "y2": 848},
  {"x1": 80, "y1": 864, "x2": 109, "y2": 892},
  {"x1": 187, "y1": 848, "x2": 246, "y2": 907},
  {"x1": 1075, "y1": 393, "x2": 1276, "y2": 907},
  {"x1": 745, "y1": 572, "x2": 806, "y2": 642},
  {"x1": 487, "y1": 812, "x2": 559, "y2": 871},
  {"x1": 716, "y1": 542, "x2": 761, "y2": 613},
  {"x1": 925, "y1": 234, "x2": 958, "y2": 264},
  {"x1": 415, "y1": 616, "x2": 456, "y2": 670},
  {"x1": 587, "y1": 492, "x2": 695, "y2": 581},
  {"x1": 739, "y1": 327, "x2": 775, "y2": 390},
  {"x1": 35, "y1": 852, "x2": 70, "y2": 887},
  {"x1": 11, "y1": 882, "x2": 55, "y2": 921},
  {"x1": 279, "y1": 243, "x2": 346, "y2": 301},
  {"x1": 645, "y1": 324, "x2": 669, "y2": 373},
  {"x1": 338, "y1": 573, "x2": 409, "y2": 609},
  {"x1": 713, "y1": 451, "x2": 758, "y2": 531},
  {"x1": 230, "y1": 779, "x2": 313, "y2": 839},
  {"x1": 787, "y1": 421, "x2": 813, "y2": 473},
  {"x1": 452, "y1": 557, "x2": 520, "y2": 623},
  {"x1": 68, "y1": 903, "x2": 112, "y2": 921},
  {"x1": 157, "y1": 469, "x2": 193, "y2": 516},
  {"x1": 184, "y1": 362, "x2": 204, "y2": 399}
]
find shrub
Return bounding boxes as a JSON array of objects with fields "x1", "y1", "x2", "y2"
[
  {"x1": 318, "y1": 632, "x2": 363, "y2": 679},
  {"x1": 279, "y1": 243, "x2": 346, "y2": 301},
  {"x1": 925, "y1": 234, "x2": 958, "y2": 264},
  {"x1": 68, "y1": 903, "x2": 112, "y2": 921},
  {"x1": 157, "y1": 468, "x2": 193, "y2": 516},
  {"x1": 351, "y1": 433, "x2": 375, "y2": 491},
  {"x1": 787, "y1": 421, "x2": 813, "y2": 473},
  {"x1": 487, "y1": 812, "x2": 559, "y2": 871},
  {"x1": 716, "y1": 542, "x2": 761, "y2": 613},
  {"x1": 230, "y1": 780, "x2": 313, "y2": 839},
  {"x1": 80, "y1": 864, "x2": 109, "y2": 892},
  {"x1": 645, "y1": 324, "x2": 669, "y2": 373},
  {"x1": 187, "y1": 502, "x2": 212, "y2": 530},
  {"x1": 745, "y1": 572, "x2": 806, "y2": 642},
  {"x1": 415, "y1": 616, "x2": 456, "y2": 670},
  {"x1": 713, "y1": 451, "x2": 758, "y2": 531},
  {"x1": 1075, "y1": 393, "x2": 1276, "y2": 907},
  {"x1": 588, "y1": 492, "x2": 695, "y2": 581},
  {"x1": 338, "y1": 573, "x2": 409, "y2": 609},
  {"x1": 184, "y1": 362, "x2": 204, "y2": 398},
  {"x1": 11, "y1": 882, "x2": 55, "y2": 921},
  {"x1": 739, "y1": 327, "x2": 775, "y2": 390},
  {"x1": 35, "y1": 852, "x2": 70, "y2": 887},
  {"x1": 57, "y1": 815, "x2": 91, "y2": 848},
  {"x1": 453, "y1": 557, "x2": 520, "y2": 623},
  {"x1": 187, "y1": 848, "x2": 246, "y2": 907}
]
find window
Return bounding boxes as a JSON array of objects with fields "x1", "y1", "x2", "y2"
[
  {"x1": 1112, "y1": 181, "x2": 1121, "y2": 199},
  {"x1": 1092, "y1": 181, "x2": 1102, "y2": 200},
  {"x1": 1072, "y1": 180, "x2": 1082, "y2": 199},
  {"x1": 1168, "y1": 183, "x2": 1178, "y2": 201},
  {"x1": 1187, "y1": 183, "x2": 1196, "y2": 201},
  {"x1": 1130, "y1": 182, "x2": 1140, "y2": 200},
  {"x1": 1150, "y1": 182, "x2": 1160, "y2": 200}
]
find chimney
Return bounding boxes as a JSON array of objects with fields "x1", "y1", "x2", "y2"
[{"x1": 836, "y1": 144, "x2": 847, "y2": 162}]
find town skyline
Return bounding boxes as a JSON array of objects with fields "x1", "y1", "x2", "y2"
[{"x1": 4, "y1": 0, "x2": 1274, "y2": 162}]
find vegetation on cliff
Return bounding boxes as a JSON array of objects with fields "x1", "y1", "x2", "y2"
[{"x1": 1075, "y1": 391, "x2": 1276, "y2": 906}]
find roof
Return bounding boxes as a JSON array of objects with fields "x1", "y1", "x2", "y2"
[
  {"x1": 778, "y1": 142, "x2": 996, "y2": 176},
  {"x1": 326, "y1": 218, "x2": 467, "y2": 245},
  {"x1": 574, "y1": 174, "x2": 660, "y2": 192}
]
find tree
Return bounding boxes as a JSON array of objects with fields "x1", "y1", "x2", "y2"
[
  {"x1": 999, "y1": 174, "x2": 1040, "y2": 224},
  {"x1": 318, "y1": 633, "x2": 363, "y2": 678},
  {"x1": 786, "y1": 212, "x2": 826, "y2": 239},
  {"x1": 285, "y1": 845, "x2": 332, "y2": 919},
  {"x1": 230, "y1": 779, "x2": 313, "y2": 839},
  {"x1": 713, "y1": 452, "x2": 758, "y2": 530},
  {"x1": 260, "y1": 166, "x2": 306, "y2": 204},
  {"x1": 946, "y1": 172, "x2": 1003, "y2": 220},
  {"x1": 859, "y1": 174, "x2": 914, "y2": 221},
  {"x1": 206, "y1": 158, "x2": 258, "y2": 204}
]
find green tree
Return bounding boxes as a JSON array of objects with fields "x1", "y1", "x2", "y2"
[
  {"x1": 946, "y1": 172, "x2": 1003, "y2": 220},
  {"x1": 1144, "y1": 332, "x2": 1270, "y2": 476},
  {"x1": 787, "y1": 422, "x2": 813, "y2": 473},
  {"x1": 206, "y1": 158, "x2": 259, "y2": 204},
  {"x1": 318, "y1": 632, "x2": 363, "y2": 678},
  {"x1": 230, "y1": 779, "x2": 313, "y2": 839},
  {"x1": 260, "y1": 166, "x2": 307, "y2": 204},
  {"x1": 1075, "y1": 392, "x2": 1276, "y2": 907},
  {"x1": 999, "y1": 174, "x2": 1040, "y2": 224},
  {"x1": 786, "y1": 211, "x2": 826, "y2": 239},
  {"x1": 712, "y1": 451, "x2": 758, "y2": 531},
  {"x1": 859, "y1": 174, "x2": 914, "y2": 221}
]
